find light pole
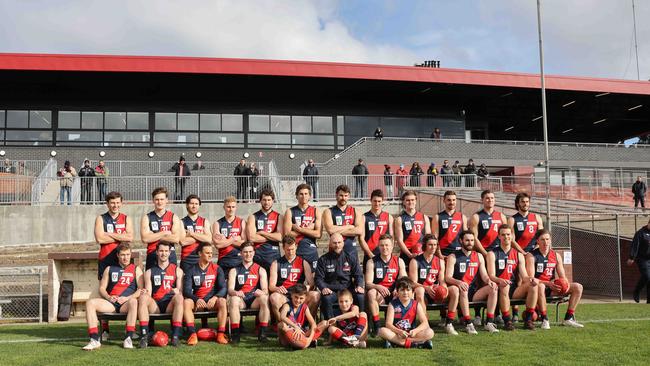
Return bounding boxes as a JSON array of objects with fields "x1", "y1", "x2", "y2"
[{"x1": 537, "y1": 0, "x2": 552, "y2": 230}]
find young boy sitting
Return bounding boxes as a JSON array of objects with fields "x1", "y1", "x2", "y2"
[
  {"x1": 278, "y1": 283, "x2": 321, "y2": 349},
  {"x1": 316, "y1": 289, "x2": 368, "y2": 348},
  {"x1": 378, "y1": 277, "x2": 434, "y2": 349}
]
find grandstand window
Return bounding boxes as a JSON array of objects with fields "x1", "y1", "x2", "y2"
[
  {"x1": 5, "y1": 130, "x2": 52, "y2": 144},
  {"x1": 291, "y1": 116, "x2": 311, "y2": 132},
  {"x1": 56, "y1": 131, "x2": 102, "y2": 145},
  {"x1": 249, "y1": 114, "x2": 270, "y2": 132},
  {"x1": 127, "y1": 112, "x2": 148, "y2": 130},
  {"x1": 222, "y1": 114, "x2": 243, "y2": 131},
  {"x1": 312, "y1": 116, "x2": 332, "y2": 133},
  {"x1": 248, "y1": 133, "x2": 291, "y2": 145},
  {"x1": 29, "y1": 111, "x2": 52, "y2": 129},
  {"x1": 291, "y1": 134, "x2": 334, "y2": 146},
  {"x1": 271, "y1": 115, "x2": 290, "y2": 132},
  {"x1": 105, "y1": 112, "x2": 128, "y2": 130},
  {"x1": 0, "y1": 110, "x2": 5, "y2": 128},
  {"x1": 58, "y1": 111, "x2": 81, "y2": 129},
  {"x1": 104, "y1": 131, "x2": 149, "y2": 146},
  {"x1": 337, "y1": 116, "x2": 344, "y2": 134},
  {"x1": 200, "y1": 132, "x2": 244, "y2": 145},
  {"x1": 82, "y1": 112, "x2": 103, "y2": 129},
  {"x1": 154, "y1": 132, "x2": 199, "y2": 146},
  {"x1": 178, "y1": 113, "x2": 199, "y2": 130},
  {"x1": 337, "y1": 135, "x2": 344, "y2": 147},
  {"x1": 155, "y1": 113, "x2": 176, "y2": 130},
  {"x1": 200, "y1": 114, "x2": 220, "y2": 131},
  {"x1": 6, "y1": 110, "x2": 28, "y2": 128}
]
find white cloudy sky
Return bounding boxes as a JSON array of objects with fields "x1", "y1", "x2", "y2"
[{"x1": 0, "y1": 0, "x2": 648, "y2": 80}]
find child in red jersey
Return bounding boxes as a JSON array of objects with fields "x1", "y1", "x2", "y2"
[
  {"x1": 316, "y1": 289, "x2": 368, "y2": 348},
  {"x1": 278, "y1": 284, "x2": 321, "y2": 349}
]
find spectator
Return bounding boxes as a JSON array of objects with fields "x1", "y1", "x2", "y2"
[
  {"x1": 2, "y1": 159, "x2": 16, "y2": 174},
  {"x1": 233, "y1": 159, "x2": 249, "y2": 201},
  {"x1": 477, "y1": 163, "x2": 489, "y2": 181},
  {"x1": 248, "y1": 162, "x2": 260, "y2": 201},
  {"x1": 464, "y1": 159, "x2": 477, "y2": 187},
  {"x1": 632, "y1": 176, "x2": 647, "y2": 209},
  {"x1": 452, "y1": 160, "x2": 462, "y2": 187},
  {"x1": 78, "y1": 159, "x2": 96, "y2": 205},
  {"x1": 426, "y1": 162, "x2": 438, "y2": 187},
  {"x1": 383, "y1": 165, "x2": 394, "y2": 199},
  {"x1": 351, "y1": 158, "x2": 369, "y2": 199},
  {"x1": 374, "y1": 126, "x2": 384, "y2": 141},
  {"x1": 409, "y1": 162, "x2": 424, "y2": 187},
  {"x1": 396, "y1": 164, "x2": 409, "y2": 197},
  {"x1": 57, "y1": 160, "x2": 77, "y2": 205},
  {"x1": 170, "y1": 156, "x2": 191, "y2": 202},
  {"x1": 302, "y1": 159, "x2": 319, "y2": 201},
  {"x1": 94, "y1": 160, "x2": 109, "y2": 202},
  {"x1": 439, "y1": 159, "x2": 452, "y2": 187},
  {"x1": 430, "y1": 127, "x2": 442, "y2": 140}
]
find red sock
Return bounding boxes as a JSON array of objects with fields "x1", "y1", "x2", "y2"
[
  {"x1": 567, "y1": 309, "x2": 575, "y2": 316},
  {"x1": 218, "y1": 326, "x2": 226, "y2": 334},
  {"x1": 232, "y1": 323, "x2": 240, "y2": 329},
  {"x1": 259, "y1": 322, "x2": 268, "y2": 327},
  {"x1": 172, "y1": 322, "x2": 182, "y2": 328},
  {"x1": 447, "y1": 311, "x2": 456, "y2": 320},
  {"x1": 373, "y1": 314, "x2": 380, "y2": 322},
  {"x1": 125, "y1": 325, "x2": 135, "y2": 332},
  {"x1": 139, "y1": 321, "x2": 148, "y2": 327},
  {"x1": 331, "y1": 328, "x2": 345, "y2": 342},
  {"x1": 463, "y1": 315, "x2": 471, "y2": 323},
  {"x1": 101, "y1": 320, "x2": 109, "y2": 332},
  {"x1": 502, "y1": 311, "x2": 510, "y2": 318},
  {"x1": 541, "y1": 310, "x2": 547, "y2": 317},
  {"x1": 88, "y1": 326, "x2": 98, "y2": 336},
  {"x1": 404, "y1": 338, "x2": 412, "y2": 349},
  {"x1": 526, "y1": 307, "x2": 535, "y2": 313}
]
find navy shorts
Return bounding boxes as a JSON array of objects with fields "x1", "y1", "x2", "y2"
[
  {"x1": 468, "y1": 283, "x2": 479, "y2": 302},
  {"x1": 156, "y1": 294, "x2": 174, "y2": 313},
  {"x1": 243, "y1": 293, "x2": 257, "y2": 308},
  {"x1": 111, "y1": 301, "x2": 123, "y2": 313}
]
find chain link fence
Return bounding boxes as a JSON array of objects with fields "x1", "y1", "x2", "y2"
[{"x1": 0, "y1": 271, "x2": 44, "y2": 322}]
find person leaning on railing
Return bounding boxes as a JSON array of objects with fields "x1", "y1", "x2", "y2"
[
  {"x1": 95, "y1": 160, "x2": 109, "y2": 202},
  {"x1": 57, "y1": 160, "x2": 77, "y2": 206}
]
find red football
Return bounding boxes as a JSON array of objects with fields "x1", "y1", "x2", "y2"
[
  {"x1": 433, "y1": 285, "x2": 448, "y2": 302},
  {"x1": 151, "y1": 331, "x2": 169, "y2": 347},
  {"x1": 197, "y1": 328, "x2": 217, "y2": 341},
  {"x1": 283, "y1": 328, "x2": 308, "y2": 349},
  {"x1": 554, "y1": 278, "x2": 570, "y2": 295}
]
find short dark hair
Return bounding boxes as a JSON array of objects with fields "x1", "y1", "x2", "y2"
[
  {"x1": 422, "y1": 233, "x2": 438, "y2": 243},
  {"x1": 116, "y1": 243, "x2": 131, "y2": 253},
  {"x1": 443, "y1": 190, "x2": 456, "y2": 199},
  {"x1": 459, "y1": 230, "x2": 475, "y2": 240},
  {"x1": 295, "y1": 183, "x2": 312, "y2": 196},
  {"x1": 240, "y1": 241, "x2": 255, "y2": 251},
  {"x1": 379, "y1": 233, "x2": 393, "y2": 242},
  {"x1": 481, "y1": 189, "x2": 493, "y2": 199},
  {"x1": 185, "y1": 194, "x2": 201, "y2": 205},
  {"x1": 156, "y1": 242, "x2": 171, "y2": 250},
  {"x1": 515, "y1": 192, "x2": 530, "y2": 209},
  {"x1": 105, "y1": 191, "x2": 123, "y2": 203},
  {"x1": 260, "y1": 188, "x2": 275, "y2": 201},
  {"x1": 336, "y1": 184, "x2": 350, "y2": 194},
  {"x1": 282, "y1": 235, "x2": 296, "y2": 247},
  {"x1": 395, "y1": 277, "x2": 414, "y2": 291},
  {"x1": 401, "y1": 190, "x2": 417, "y2": 201},
  {"x1": 198, "y1": 242, "x2": 213, "y2": 253},
  {"x1": 290, "y1": 283, "x2": 308, "y2": 296},
  {"x1": 535, "y1": 228, "x2": 551, "y2": 239},
  {"x1": 498, "y1": 224, "x2": 511, "y2": 234},
  {"x1": 152, "y1": 187, "x2": 168, "y2": 198},
  {"x1": 370, "y1": 189, "x2": 383, "y2": 199},
  {"x1": 338, "y1": 288, "x2": 353, "y2": 299}
]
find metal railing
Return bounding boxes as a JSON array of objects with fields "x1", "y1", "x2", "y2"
[
  {"x1": 77, "y1": 160, "x2": 271, "y2": 177},
  {"x1": 1, "y1": 160, "x2": 50, "y2": 176},
  {"x1": 0, "y1": 271, "x2": 44, "y2": 322},
  {"x1": 31, "y1": 158, "x2": 57, "y2": 204}
]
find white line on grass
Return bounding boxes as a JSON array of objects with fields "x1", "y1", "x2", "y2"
[{"x1": 579, "y1": 317, "x2": 650, "y2": 324}]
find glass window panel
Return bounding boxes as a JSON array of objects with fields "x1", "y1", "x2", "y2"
[
  {"x1": 337, "y1": 116, "x2": 344, "y2": 134},
  {"x1": 155, "y1": 113, "x2": 176, "y2": 130},
  {"x1": 222, "y1": 114, "x2": 243, "y2": 131},
  {"x1": 29, "y1": 111, "x2": 52, "y2": 129},
  {"x1": 249, "y1": 114, "x2": 269, "y2": 132},
  {"x1": 178, "y1": 113, "x2": 199, "y2": 130},
  {"x1": 82, "y1": 112, "x2": 103, "y2": 129},
  {"x1": 58, "y1": 130, "x2": 102, "y2": 142},
  {"x1": 154, "y1": 132, "x2": 199, "y2": 144},
  {"x1": 291, "y1": 134, "x2": 334, "y2": 145},
  {"x1": 271, "y1": 115, "x2": 290, "y2": 132},
  {"x1": 292, "y1": 145, "x2": 335, "y2": 150},
  {"x1": 200, "y1": 114, "x2": 220, "y2": 131},
  {"x1": 292, "y1": 116, "x2": 311, "y2": 132},
  {"x1": 0, "y1": 110, "x2": 5, "y2": 128},
  {"x1": 58, "y1": 111, "x2": 81, "y2": 129},
  {"x1": 337, "y1": 136, "x2": 345, "y2": 147},
  {"x1": 105, "y1": 112, "x2": 127, "y2": 130},
  {"x1": 0, "y1": 130, "x2": 4, "y2": 141},
  {"x1": 248, "y1": 133, "x2": 290, "y2": 144},
  {"x1": 104, "y1": 131, "x2": 149, "y2": 145},
  {"x1": 127, "y1": 112, "x2": 148, "y2": 130},
  {"x1": 6, "y1": 110, "x2": 28, "y2": 128},
  {"x1": 6, "y1": 130, "x2": 53, "y2": 141},
  {"x1": 312, "y1": 116, "x2": 332, "y2": 133},
  {"x1": 200, "y1": 132, "x2": 244, "y2": 144}
]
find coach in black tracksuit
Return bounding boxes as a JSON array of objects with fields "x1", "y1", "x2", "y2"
[
  {"x1": 628, "y1": 217, "x2": 650, "y2": 303},
  {"x1": 315, "y1": 233, "x2": 365, "y2": 320}
]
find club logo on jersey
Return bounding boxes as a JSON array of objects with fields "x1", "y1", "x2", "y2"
[
  {"x1": 498, "y1": 259, "x2": 505, "y2": 270},
  {"x1": 312, "y1": 261, "x2": 318, "y2": 269},
  {"x1": 420, "y1": 269, "x2": 427, "y2": 279},
  {"x1": 193, "y1": 275, "x2": 201, "y2": 286},
  {"x1": 221, "y1": 228, "x2": 228, "y2": 236},
  {"x1": 151, "y1": 221, "x2": 159, "y2": 231},
  {"x1": 459, "y1": 262, "x2": 467, "y2": 273},
  {"x1": 326, "y1": 264, "x2": 335, "y2": 272},
  {"x1": 106, "y1": 224, "x2": 114, "y2": 233},
  {"x1": 404, "y1": 221, "x2": 412, "y2": 230},
  {"x1": 536, "y1": 263, "x2": 544, "y2": 273},
  {"x1": 335, "y1": 216, "x2": 343, "y2": 226},
  {"x1": 186, "y1": 225, "x2": 194, "y2": 232},
  {"x1": 481, "y1": 220, "x2": 489, "y2": 229},
  {"x1": 111, "y1": 272, "x2": 118, "y2": 282},
  {"x1": 154, "y1": 275, "x2": 161, "y2": 286},
  {"x1": 517, "y1": 222, "x2": 525, "y2": 231},
  {"x1": 295, "y1": 217, "x2": 302, "y2": 226},
  {"x1": 238, "y1": 274, "x2": 245, "y2": 285},
  {"x1": 441, "y1": 220, "x2": 448, "y2": 229},
  {"x1": 368, "y1": 221, "x2": 375, "y2": 231},
  {"x1": 343, "y1": 262, "x2": 351, "y2": 272},
  {"x1": 257, "y1": 220, "x2": 265, "y2": 230},
  {"x1": 280, "y1": 268, "x2": 288, "y2": 278},
  {"x1": 395, "y1": 319, "x2": 412, "y2": 331},
  {"x1": 376, "y1": 268, "x2": 384, "y2": 278}
]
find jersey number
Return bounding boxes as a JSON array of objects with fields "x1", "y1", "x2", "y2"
[
  {"x1": 414, "y1": 224, "x2": 422, "y2": 233},
  {"x1": 119, "y1": 277, "x2": 131, "y2": 285},
  {"x1": 528, "y1": 225, "x2": 535, "y2": 233},
  {"x1": 289, "y1": 272, "x2": 299, "y2": 282},
  {"x1": 204, "y1": 280, "x2": 213, "y2": 288},
  {"x1": 451, "y1": 223, "x2": 459, "y2": 233}
]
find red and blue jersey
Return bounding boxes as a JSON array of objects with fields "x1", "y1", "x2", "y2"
[
  {"x1": 106, "y1": 263, "x2": 137, "y2": 297},
  {"x1": 414, "y1": 254, "x2": 442, "y2": 286},
  {"x1": 476, "y1": 210, "x2": 503, "y2": 251},
  {"x1": 147, "y1": 210, "x2": 175, "y2": 254},
  {"x1": 391, "y1": 298, "x2": 418, "y2": 331},
  {"x1": 372, "y1": 255, "x2": 400, "y2": 290},
  {"x1": 532, "y1": 248, "x2": 558, "y2": 282},
  {"x1": 234, "y1": 262, "x2": 261, "y2": 295},
  {"x1": 100, "y1": 212, "x2": 127, "y2": 261},
  {"x1": 437, "y1": 210, "x2": 463, "y2": 253},
  {"x1": 290, "y1": 205, "x2": 317, "y2": 245},
  {"x1": 512, "y1": 212, "x2": 539, "y2": 252},
  {"x1": 287, "y1": 302, "x2": 307, "y2": 329},
  {"x1": 181, "y1": 215, "x2": 205, "y2": 266},
  {"x1": 275, "y1": 256, "x2": 305, "y2": 289},
  {"x1": 452, "y1": 251, "x2": 481, "y2": 285},
  {"x1": 183, "y1": 262, "x2": 226, "y2": 301},
  {"x1": 363, "y1": 210, "x2": 390, "y2": 253},
  {"x1": 150, "y1": 263, "x2": 178, "y2": 302},
  {"x1": 491, "y1": 246, "x2": 519, "y2": 283},
  {"x1": 331, "y1": 205, "x2": 357, "y2": 252},
  {"x1": 216, "y1": 216, "x2": 243, "y2": 260},
  {"x1": 400, "y1": 211, "x2": 425, "y2": 254},
  {"x1": 333, "y1": 307, "x2": 361, "y2": 336},
  {"x1": 253, "y1": 210, "x2": 280, "y2": 249}
]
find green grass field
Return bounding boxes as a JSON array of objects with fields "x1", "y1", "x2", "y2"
[{"x1": 1, "y1": 303, "x2": 649, "y2": 366}]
